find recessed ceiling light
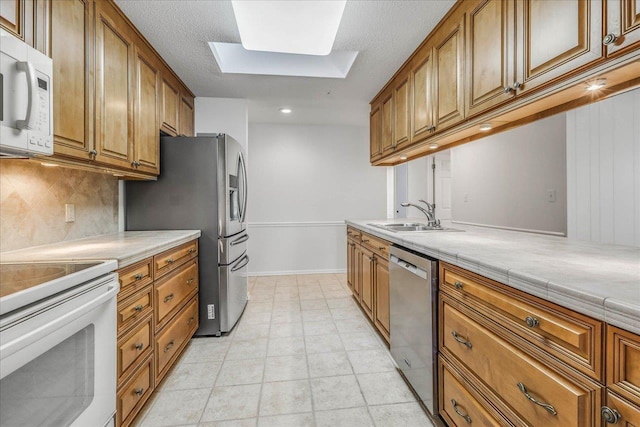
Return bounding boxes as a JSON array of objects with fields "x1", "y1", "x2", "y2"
[
  {"x1": 479, "y1": 123, "x2": 492, "y2": 131},
  {"x1": 40, "y1": 162, "x2": 58, "y2": 167},
  {"x1": 279, "y1": 108, "x2": 292, "y2": 114},
  {"x1": 231, "y1": 0, "x2": 346, "y2": 56},
  {"x1": 428, "y1": 142, "x2": 439, "y2": 149},
  {"x1": 586, "y1": 78, "x2": 607, "y2": 91},
  {"x1": 400, "y1": 156, "x2": 407, "y2": 160}
]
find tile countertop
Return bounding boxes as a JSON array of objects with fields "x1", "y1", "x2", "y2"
[
  {"x1": 0, "y1": 230, "x2": 202, "y2": 269},
  {"x1": 347, "y1": 219, "x2": 640, "y2": 335}
]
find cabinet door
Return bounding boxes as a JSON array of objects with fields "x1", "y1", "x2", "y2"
[
  {"x1": 515, "y1": 0, "x2": 603, "y2": 94},
  {"x1": 346, "y1": 240, "x2": 355, "y2": 292},
  {"x1": 370, "y1": 103, "x2": 382, "y2": 161},
  {"x1": 353, "y1": 244, "x2": 363, "y2": 302},
  {"x1": 605, "y1": 0, "x2": 640, "y2": 56},
  {"x1": 374, "y1": 256, "x2": 390, "y2": 342},
  {"x1": 51, "y1": 0, "x2": 93, "y2": 160},
  {"x1": 94, "y1": 1, "x2": 134, "y2": 169},
  {"x1": 381, "y1": 91, "x2": 394, "y2": 155},
  {"x1": 179, "y1": 94, "x2": 194, "y2": 137},
  {"x1": 394, "y1": 75, "x2": 411, "y2": 149},
  {"x1": 133, "y1": 47, "x2": 160, "y2": 175},
  {"x1": 360, "y1": 248, "x2": 374, "y2": 321},
  {"x1": 410, "y1": 49, "x2": 434, "y2": 143},
  {"x1": 466, "y1": 0, "x2": 516, "y2": 118},
  {"x1": 161, "y1": 79, "x2": 179, "y2": 136},
  {"x1": 0, "y1": 0, "x2": 23, "y2": 39},
  {"x1": 434, "y1": 15, "x2": 465, "y2": 131}
]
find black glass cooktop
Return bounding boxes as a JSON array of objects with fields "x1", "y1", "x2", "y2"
[{"x1": 0, "y1": 262, "x2": 102, "y2": 298}]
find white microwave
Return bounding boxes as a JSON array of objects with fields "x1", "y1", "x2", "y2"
[{"x1": 0, "y1": 28, "x2": 53, "y2": 157}]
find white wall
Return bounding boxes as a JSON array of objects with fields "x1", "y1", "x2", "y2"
[
  {"x1": 247, "y1": 123, "x2": 387, "y2": 275},
  {"x1": 566, "y1": 88, "x2": 640, "y2": 247},
  {"x1": 451, "y1": 114, "x2": 567, "y2": 235},
  {"x1": 195, "y1": 98, "x2": 249, "y2": 153}
]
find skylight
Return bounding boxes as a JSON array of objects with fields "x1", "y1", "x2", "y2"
[{"x1": 231, "y1": 0, "x2": 347, "y2": 56}]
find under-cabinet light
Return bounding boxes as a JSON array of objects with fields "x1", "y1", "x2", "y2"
[
  {"x1": 231, "y1": 1, "x2": 346, "y2": 56},
  {"x1": 400, "y1": 156, "x2": 407, "y2": 160},
  {"x1": 40, "y1": 162, "x2": 58, "y2": 167},
  {"x1": 479, "y1": 123, "x2": 492, "y2": 131},
  {"x1": 586, "y1": 78, "x2": 607, "y2": 91},
  {"x1": 428, "y1": 142, "x2": 439, "y2": 149}
]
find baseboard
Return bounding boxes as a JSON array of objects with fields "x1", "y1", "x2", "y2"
[{"x1": 248, "y1": 268, "x2": 347, "y2": 277}]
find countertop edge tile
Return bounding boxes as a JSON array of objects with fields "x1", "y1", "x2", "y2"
[{"x1": 345, "y1": 219, "x2": 640, "y2": 334}]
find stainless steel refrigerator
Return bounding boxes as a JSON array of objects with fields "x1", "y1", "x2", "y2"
[{"x1": 126, "y1": 134, "x2": 248, "y2": 336}]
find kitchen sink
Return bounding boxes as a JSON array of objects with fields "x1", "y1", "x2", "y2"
[{"x1": 368, "y1": 223, "x2": 463, "y2": 233}]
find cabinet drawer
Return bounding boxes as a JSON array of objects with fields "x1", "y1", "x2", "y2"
[
  {"x1": 441, "y1": 298, "x2": 598, "y2": 427},
  {"x1": 361, "y1": 232, "x2": 390, "y2": 259},
  {"x1": 442, "y1": 264, "x2": 602, "y2": 380},
  {"x1": 118, "y1": 285, "x2": 153, "y2": 335},
  {"x1": 118, "y1": 317, "x2": 153, "y2": 384},
  {"x1": 154, "y1": 240, "x2": 198, "y2": 278},
  {"x1": 346, "y1": 227, "x2": 362, "y2": 242},
  {"x1": 117, "y1": 356, "x2": 153, "y2": 427},
  {"x1": 603, "y1": 391, "x2": 640, "y2": 426},
  {"x1": 155, "y1": 259, "x2": 198, "y2": 330},
  {"x1": 439, "y1": 357, "x2": 500, "y2": 427},
  {"x1": 117, "y1": 258, "x2": 153, "y2": 299},
  {"x1": 607, "y1": 325, "x2": 640, "y2": 405},
  {"x1": 155, "y1": 296, "x2": 198, "y2": 383}
]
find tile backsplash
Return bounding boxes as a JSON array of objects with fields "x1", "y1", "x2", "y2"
[{"x1": 0, "y1": 160, "x2": 119, "y2": 253}]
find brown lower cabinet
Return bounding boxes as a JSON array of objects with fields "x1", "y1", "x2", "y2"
[
  {"x1": 346, "y1": 227, "x2": 390, "y2": 344},
  {"x1": 115, "y1": 239, "x2": 199, "y2": 427}
]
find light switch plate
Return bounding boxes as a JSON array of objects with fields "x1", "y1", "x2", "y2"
[{"x1": 546, "y1": 189, "x2": 556, "y2": 203}]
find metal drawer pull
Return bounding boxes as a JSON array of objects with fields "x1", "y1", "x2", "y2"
[
  {"x1": 134, "y1": 273, "x2": 144, "y2": 280},
  {"x1": 134, "y1": 388, "x2": 144, "y2": 396},
  {"x1": 187, "y1": 316, "x2": 195, "y2": 325},
  {"x1": 601, "y1": 406, "x2": 622, "y2": 424},
  {"x1": 451, "y1": 399, "x2": 471, "y2": 423},
  {"x1": 188, "y1": 247, "x2": 196, "y2": 254},
  {"x1": 164, "y1": 340, "x2": 175, "y2": 353},
  {"x1": 454, "y1": 281, "x2": 464, "y2": 290},
  {"x1": 134, "y1": 343, "x2": 144, "y2": 350},
  {"x1": 164, "y1": 294, "x2": 174, "y2": 303},
  {"x1": 517, "y1": 382, "x2": 557, "y2": 415},
  {"x1": 166, "y1": 258, "x2": 175, "y2": 264},
  {"x1": 525, "y1": 316, "x2": 539, "y2": 328},
  {"x1": 451, "y1": 331, "x2": 472, "y2": 348},
  {"x1": 603, "y1": 33, "x2": 618, "y2": 46},
  {"x1": 186, "y1": 278, "x2": 194, "y2": 285},
  {"x1": 378, "y1": 246, "x2": 385, "y2": 250},
  {"x1": 133, "y1": 305, "x2": 144, "y2": 312}
]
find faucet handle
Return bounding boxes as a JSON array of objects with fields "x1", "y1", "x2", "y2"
[{"x1": 418, "y1": 199, "x2": 434, "y2": 211}]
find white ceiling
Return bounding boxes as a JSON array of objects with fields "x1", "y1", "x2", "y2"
[{"x1": 115, "y1": 0, "x2": 456, "y2": 125}]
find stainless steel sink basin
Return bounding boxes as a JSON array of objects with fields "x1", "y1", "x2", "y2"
[{"x1": 368, "y1": 223, "x2": 463, "y2": 233}]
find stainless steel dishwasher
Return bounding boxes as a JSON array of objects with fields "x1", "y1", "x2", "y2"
[{"x1": 389, "y1": 245, "x2": 439, "y2": 417}]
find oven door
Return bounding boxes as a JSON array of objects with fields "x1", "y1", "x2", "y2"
[{"x1": 0, "y1": 274, "x2": 119, "y2": 427}]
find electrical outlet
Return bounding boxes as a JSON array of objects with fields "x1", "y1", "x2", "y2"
[
  {"x1": 65, "y1": 204, "x2": 75, "y2": 222},
  {"x1": 546, "y1": 189, "x2": 556, "y2": 203}
]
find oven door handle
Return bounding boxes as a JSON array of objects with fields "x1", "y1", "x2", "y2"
[{"x1": 0, "y1": 283, "x2": 119, "y2": 359}]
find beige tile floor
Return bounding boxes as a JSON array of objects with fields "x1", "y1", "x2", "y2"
[{"x1": 134, "y1": 273, "x2": 434, "y2": 427}]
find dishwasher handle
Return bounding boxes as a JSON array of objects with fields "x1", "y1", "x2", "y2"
[{"x1": 390, "y1": 254, "x2": 428, "y2": 280}]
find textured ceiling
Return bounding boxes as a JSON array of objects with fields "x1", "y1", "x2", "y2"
[{"x1": 115, "y1": 0, "x2": 456, "y2": 125}]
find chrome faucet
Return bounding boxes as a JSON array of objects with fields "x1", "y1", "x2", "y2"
[{"x1": 401, "y1": 200, "x2": 440, "y2": 227}]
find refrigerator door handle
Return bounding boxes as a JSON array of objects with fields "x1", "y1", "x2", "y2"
[
  {"x1": 230, "y1": 234, "x2": 249, "y2": 246},
  {"x1": 231, "y1": 254, "x2": 250, "y2": 272},
  {"x1": 238, "y1": 151, "x2": 248, "y2": 223}
]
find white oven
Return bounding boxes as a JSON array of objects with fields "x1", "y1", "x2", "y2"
[{"x1": 0, "y1": 270, "x2": 119, "y2": 427}]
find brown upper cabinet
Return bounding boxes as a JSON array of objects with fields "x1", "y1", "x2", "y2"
[
  {"x1": 1, "y1": 0, "x2": 23, "y2": 39},
  {"x1": 393, "y1": 74, "x2": 411, "y2": 149},
  {"x1": 133, "y1": 46, "x2": 161, "y2": 174},
  {"x1": 515, "y1": 0, "x2": 603, "y2": 94},
  {"x1": 370, "y1": 102, "x2": 382, "y2": 161},
  {"x1": 410, "y1": 48, "x2": 435, "y2": 143},
  {"x1": 179, "y1": 95, "x2": 195, "y2": 137},
  {"x1": 51, "y1": 0, "x2": 94, "y2": 161},
  {"x1": 605, "y1": 0, "x2": 640, "y2": 57},
  {"x1": 465, "y1": 0, "x2": 516, "y2": 117},
  {"x1": 94, "y1": 0, "x2": 135, "y2": 170},
  {"x1": 161, "y1": 78, "x2": 180, "y2": 136},
  {"x1": 433, "y1": 14, "x2": 465, "y2": 131},
  {"x1": 370, "y1": 0, "x2": 639, "y2": 165}
]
